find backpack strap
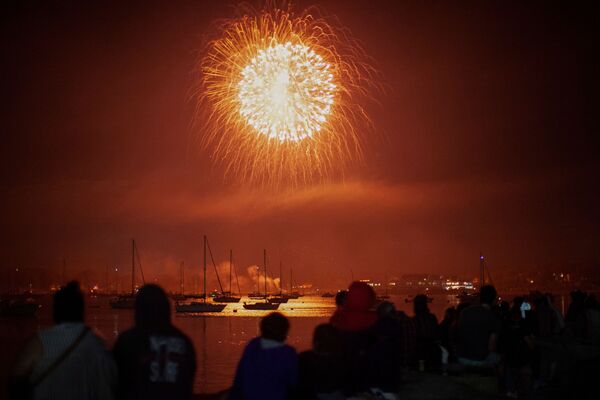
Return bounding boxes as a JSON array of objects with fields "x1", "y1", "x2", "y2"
[{"x1": 31, "y1": 326, "x2": 90, "y2": 386}]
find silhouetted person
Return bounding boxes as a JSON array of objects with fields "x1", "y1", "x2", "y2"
[
  {"x1": 298, "y1": 324, "x2": 345, "y2": 399},
  {"x1": 534, "y1": 295, "x2": 560, "y2": 338},
  {"x1": 10, "y1": 281, "x2": 116, "y2": 400},
  {"x1": 335, "y1": 290, "x2": 348, "y2": 308},
  {"x1": 113, "y1": 284, "x2": 196, "y2": 400},
  {"x1": 369, "y1": 301, "x2": 403, "y2": 393},
  {"x1": 457, "y1": 285, "x2": 501, "y2": 368},
  {"x1": 584, "y1": 295, "x2": 600, "y2": 345},
  {"x1": 438, "y1": 307, "x2": 457, "y2": 363},
  {"x1": 498, "y1": 304, "x2": 535, "y2": 397},
  {"x1": 329, "y1": 281, "x2": 378, "y2": 395},
  {"x1": 229, "y1": 312, "x2": 297, "y2": 400},
  {"x1": 412, "y1": 294, "x2": 440, "y2": 370},
  {"x1": 397, "y1": 310, "x2": 417, "y2": 368},
  {"x1": 565, "y1": 290, "x2": 587, "y2": 339}
]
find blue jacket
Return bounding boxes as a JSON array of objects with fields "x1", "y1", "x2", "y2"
[{"x1": 229, "y1": 337, "x2": 298, "y2": 400}]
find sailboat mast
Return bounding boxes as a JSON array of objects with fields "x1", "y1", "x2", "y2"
[
  {"x1": 234, "y1": 253, "x2": 241, "y2": 295},
  {"x1": 479, "y1": 253, "x2": 485, "y2": 290},
  {"x1": 180, "y1": 261, "x2": 184, "y2": 295},
  {"x1": 131, "y1": 239, "x2": 135, "y2": 295},
  {"x1": 229, "y1": 249, "x2": 233, "y2": 293},
  {"x1": 204, "y1": 235, "x2": 207, "y2": 302},
  {"x1": 264, "y1": 249, "x2": 267, "y2": 298}
]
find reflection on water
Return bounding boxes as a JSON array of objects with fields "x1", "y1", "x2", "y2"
[{"x1": 3, "y1": 293, "x2": 563, "y2": 394}]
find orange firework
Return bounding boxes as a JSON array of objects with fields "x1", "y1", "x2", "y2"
[{"x1": 193, "y1": 2, "x2": 380, "y2": 186}]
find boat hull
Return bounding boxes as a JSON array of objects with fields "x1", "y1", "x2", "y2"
[
  {"x1": 213, "y1": 296, "x2": 241, "y2": 303},
  {"x1": 0, "y1": 300, "x2": 40, "y2": 317},
  {"x1": 242, "y1": 302, "x2": 280, "y2": 310},
  {"x1": 267, "y1": 297, "x2": 289, "y2": 304},
  {"x1": 109, "y1": 297, "x2": 136, "y2": 309},
  {"x1": 175, "y1": 302, "x2": 226, "y2": 313}
]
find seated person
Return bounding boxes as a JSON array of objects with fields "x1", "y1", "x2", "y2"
[
  {"x1": 412, "y1": 294, "x2": 440, "y2": 370},
  {"x1": 456, "y1": 285, "x2": 502, "y2": 368},
  {"x1": 113, "y1": 284, "x2": 196, "y2": 400},
  {"x1": 330, "y1": 281, "x2": 378, "y2": 395},
  {"x1": 11, "y1": 281, "x2": 116, "y2": 400},
  {"x1": 229, "y1": 312, "x2": 298, "y2": 400},
  {"x1": 298, "y1": 324, "x2": 345, "y2": 399}
]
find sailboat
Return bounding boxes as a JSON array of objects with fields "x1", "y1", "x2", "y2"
[
  {"x1": 110, "y1": 239, "x2": 144, "y2": 309},
  {"x1": 243, "y1": 250, "x2": 280, "y2": 310},
  {"x1": 0, "y1": 297, "x2": 40, "y2": 317},
  {"x1": 267, "y1": 261, "x2": 289, "y2": 304},
  {"x1": 457, "y1": 253, "x2": 488, "y2": 304},
  {"x1": 214, "y1": 250, "x2": 241, "y2": 303},
  {"x1": 248, "y1": 265, "x2": 264, "y2": 299},
  {"x1": 284, "y1": 268, "x2": 302, "y2": 299},
  {"x1": 175, "y1": 236, "x2": 226, "y2": 313}
]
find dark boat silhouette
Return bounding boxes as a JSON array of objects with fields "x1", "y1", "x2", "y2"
[
  {"x1": 110, "y1": 239, "x2": 143, "y2": 309},
  {"x1": 267, "y1": 296, "x2": 288, "y2": 304},
  {"x1": 176, "y1": 236, "x2": 226, "y2": 314},
  {"x1": 242, "y1": 301, "x2": 280, "y2": 310},
  {"x1": 0, "y1": 298, "x2": 40, "y2": 317},
  {"x1": 243, "y1": 249, "x2": 280, "y2": 310},
  {"x1": 214, "y1": 250, "x2": 241, "y2": 303}
]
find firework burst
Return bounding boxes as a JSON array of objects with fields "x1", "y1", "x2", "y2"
[{"x1": 193, "y1": 3, "x2": 380, "y2": 186}]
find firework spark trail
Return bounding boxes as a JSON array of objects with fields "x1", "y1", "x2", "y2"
[{"x1": 193, "y1": 3, "x2": 381, "y2": 187}]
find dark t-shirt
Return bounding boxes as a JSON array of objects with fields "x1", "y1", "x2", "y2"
[
  {"x1": 113, "y1": 325, "x2": 196, "y2": 400},
  {"x1": 457, "y1": 305, "x2": 501, "y2": 361},
  {"x1": 498, "y1": 319, "x2": 533, "y2": 368},
  {"x1": 298, "y1": 350, "x2": 345, "y2": 397}
]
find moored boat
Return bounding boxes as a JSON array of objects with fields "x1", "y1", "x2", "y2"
[
  {"x1": 175, "y1": 235, "x2": 226, "y2": 314},
  {"x1": 213, "y1": 250, "x2": 241, "y2": 303},
  {"x1": 267, "y1": 296, "x2": 288, "y2": 304},
  {"x1": 109, "y1": 295, "x2": 135, "y2": 309},
  {"x1": 176, "y1": 301, "x2": 226, "y2": 313},
  {"x1": 242, "y1": 301, "x2": 280, "y2": 310},
  {"x1": 0, "y1": 298, "x2": 40, "y2": 317},
  {"x1": 110, "y1": 239, "x2": 144, "y2": 309},
  {"x1": 213, "y1": 293, "x2": 241, "y2": 303}
]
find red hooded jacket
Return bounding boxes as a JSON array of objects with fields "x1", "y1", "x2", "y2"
[{"x1": 330, "y1": 281, "x2": 378, "y2": 332}]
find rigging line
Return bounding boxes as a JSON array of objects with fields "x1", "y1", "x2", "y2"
[
  {"x1": 134, "y1": 241, "x2": 146, "y2": 284},
  {"x1": 232, "y1": 253, "x2": 241, "y2": 295},
  {"x1": 485, "y1": 261, "x2": 495, "y2": 287},
  {"x1": 206, "y1": 238, "x2": 224, "y2": 293}
]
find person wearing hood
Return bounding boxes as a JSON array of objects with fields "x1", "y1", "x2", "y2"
[
  {"x1": 113, "y1": 284, "x2": 196, "y2": 400},
  {"x1": 329, "y1": 281, "x2": 378, "y2": 395},
  {"x1": 330, "y1": 281, "x2": 378, "y2": 332}
]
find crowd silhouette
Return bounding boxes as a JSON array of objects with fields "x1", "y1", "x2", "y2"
[{"x1": 9, "y1": 281, "x2": 600, "y2": 399}]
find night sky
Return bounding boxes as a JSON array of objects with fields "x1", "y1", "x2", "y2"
[{"x1": 2, "y1": 1, "x2": 598, "y2": 291}]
